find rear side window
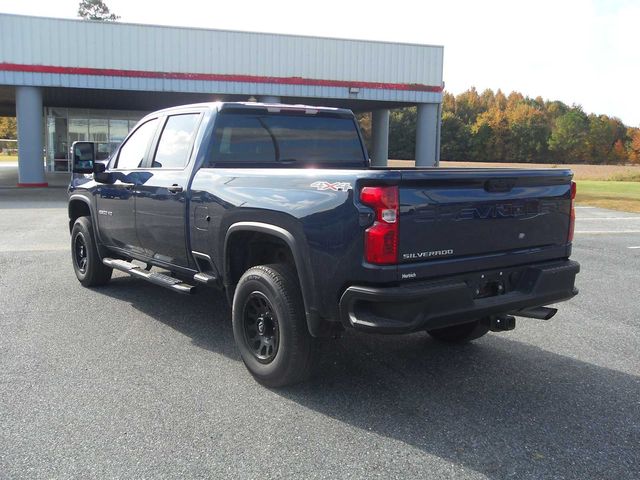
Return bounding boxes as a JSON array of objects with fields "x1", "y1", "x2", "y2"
[
  {"x1": 208, "y1": 112, "x2": 365, "y2": 167},
  {"x1": 115, "y1": 119, "x2": 159, "y2": 169},
  {"x1": 152, "y1": 113, "x2": 201, "y2": 169}
]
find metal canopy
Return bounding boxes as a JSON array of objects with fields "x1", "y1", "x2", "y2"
[{"x1": 0, "y1": 85, "x2": 419, "y2": 117}]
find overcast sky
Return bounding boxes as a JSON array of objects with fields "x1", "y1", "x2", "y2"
[{"x1": 1, "y1": 0, "x2": 638, "y2": 127}]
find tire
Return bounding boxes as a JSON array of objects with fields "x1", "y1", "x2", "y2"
[
  {"x1": 427, "y1": 318, "x2": 490, "y2": 343},
  {"x1": 232, "y1": 264, "x2": 315, "y2": 387},
  {"x1": 71, "y1": 216, "x2": 113, "y2": 287}
]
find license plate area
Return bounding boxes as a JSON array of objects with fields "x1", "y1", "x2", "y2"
[
  {"x1": 475, "y1": 279, "x2": 505, "y2": 298},
  {"x1": 468, "y1": 268, "x2": 524, "y2": 299},
  {"x1": 468, "y1": 264, "x2": 543, "y2": 299}
]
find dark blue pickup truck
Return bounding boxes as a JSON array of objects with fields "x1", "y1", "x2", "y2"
[{"x1": 68, "y1": 102, "x2": 579, "y2": 386}]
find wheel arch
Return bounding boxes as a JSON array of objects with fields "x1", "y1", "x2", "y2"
[
  {"x1": 68, "y1": 194, "x2": 108, "y2": 259},
  {"x1": 224, "y1": 222, "x2": 322, "y2": 336},
  {"x1": 68, "y1": 196, "x2": 92, "y2": 232}
]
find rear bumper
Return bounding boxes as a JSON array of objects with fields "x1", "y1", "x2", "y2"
[{"x1": 338, "y1": 260, "x2": 580, "y2": 334}]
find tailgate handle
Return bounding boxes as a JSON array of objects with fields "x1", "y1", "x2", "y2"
[{"x1": 484, "y1": 178, "x2": 515, "y2": 193}]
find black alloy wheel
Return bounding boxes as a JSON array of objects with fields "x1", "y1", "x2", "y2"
[
  {"x1": 231, "y1": 264, "x2": 316, "y2": 387},
  {"x1": 73, "y1": 233, "x2": 88, "y2": 274},
  {"x1": 70, "y1": 216, "x2": 113, "y2": 287},
  {"x1": 242, "y1": 291, "x2": 280, "y2": 363}
]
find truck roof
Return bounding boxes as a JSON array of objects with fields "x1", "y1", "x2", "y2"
[{"x1": 150, "y1": 101, "x2": 353, "y2": 117}]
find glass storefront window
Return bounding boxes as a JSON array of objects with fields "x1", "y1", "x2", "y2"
[
  {"x1": 68, "y1": 118, "x2": 89, "y2": 144},
  {"x1": 109, "y1": 119, "x2": 129, "y2": 154},
  {"x1": 44, "y1": 108, "x2": 149, "y2": 172},
  {"x1": 53, "y1": 118, "x2": 68, "y2": 160},
  {"x1": 45, "y1": 110, "x2": 71, "y2": 172},
  {"x1": 90, "y1": 118, "x2": 110, "y2": 160},
  {"x1": 89, "y1": 118, "x2": 108, "y2": 143},
  {"x1": 46, "y1": 116, "x2": 56, "y2": 171}
]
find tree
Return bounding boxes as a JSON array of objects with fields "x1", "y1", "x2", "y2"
[
  {"x1": 586, "y1": 114, "x2": 617, "y2": 164},
  {"x1": 627, "y1": 128, "x2": 640, "y2": 164},
  {"x1": 506, "y1": 91, "x2": 525, "y2": 111},
  {"x1": 388, "y1": 108, "x2": 417, "y2": 160},
  {"x1": 377, "y1": 87, "x2": 634, "y2": 164},
  {"x1": 494, "y1": 89, "x2": 507, "y2": 111},
  {"x1": 548, "y1": 109, "x2": 589, "y2": 163},
  {"x1": 0, "y1": 117, "x2": 17, "y2": 139},
  {"x1": 78, "y1": 0, "x2": 119, "y2": 21},
  {"x1": 544, "y1": 100, "x2": 569, "y2": 123},
  {"x1": 532, "y1": 96, "x2": 545, "y2": 110},
  {"x1": 470, "y1": 120, "x2": 492, "y2": 161},
  {"x1": 479, "y1": 88, "x2": 496, "y2": 111},
  {"x1": 454, "y1": 87, "x2": 483, "y2": 124},
  {"x1": 440, "y1": 112, "x2": 471, "y2": 161},
  {"x1": 506, "y1": 103, "x2": 550, "y2": 162},
  {"x1": 472, "y1": 106, "x2": 510, "y2": 161},
  {"x1": 611, "y1": 139, "x2": 627, "y2": 164},
  {"x1": 355, "y1": 113, "x2": 372, "y2": 152},
  {"x1": 442, "y1": 92, "x2": 456, "y2": 114}
]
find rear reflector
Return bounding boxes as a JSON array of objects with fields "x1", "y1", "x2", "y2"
[
  {"x1": 568, "y1": 181, "x2": 576, "y2": 242},
  {"x1": 360, "y1": 186, "x2": 399, "y2": 264}
]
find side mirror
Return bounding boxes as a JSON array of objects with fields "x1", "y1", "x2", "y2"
[
  {"x1": 71, "y1": 141, "x2": 96, "y2": 174},
  {"x1": 93, "y1": 161, "x2": 111, "y2": 184}
]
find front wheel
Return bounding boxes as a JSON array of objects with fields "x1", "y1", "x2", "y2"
[
  {"x1": 71, "y1": 216, "x2": 112, "y2": 287},
  {"x1": 232, "y1": 264, "x2": 315, "y2": 387},
  {"x1": 426, "y1": 318, "x2": 490, "y2": 343}
]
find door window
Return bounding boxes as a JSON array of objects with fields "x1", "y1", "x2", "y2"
[
  {"x1": 115, "y1": 118, "x2": 159, "y2": 169},
  {"x1": 152, "y1": 114, "x2": 201, "y2": 169}
]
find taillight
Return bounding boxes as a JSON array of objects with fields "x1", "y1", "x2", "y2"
[
  {"x1": 568, "y1": 181, "x2": 576, "y2": 242},
  {"x1": 360, "y1": 186, "x2": 399, "y2": 264}
]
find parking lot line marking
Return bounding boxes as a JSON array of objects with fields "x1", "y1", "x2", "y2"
[
  {"x1": 576, "y1": 230, "x2": 640, "y2": 234},
  {"x1": 578, "y1": 217, "x2": 640, "y2": 220},
  {"x1": 628, "y1": 246, "x2": 640, "y2": 249},
  {"x1": 0, "y1": 246, "x2": 68, "y2": 252},
  {"x1": 575, "y1": 206, "x2": 595, "y2": 208}
]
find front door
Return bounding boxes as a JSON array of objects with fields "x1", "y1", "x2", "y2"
[
  {"x1": 95, "y1": 118, "x2": 159, "y2": 253},
  {"x1": 135, "y1": 112, "x2": 202, "y2": 268}
]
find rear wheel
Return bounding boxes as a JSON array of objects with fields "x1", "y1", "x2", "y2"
[
  {"x1": 232, "y1": 264, "x2": 315, "y2": 387},
  {"x1": 427, "y1": 318, "x2": 490, "y2": 343},
  {"x1": 71, "y1": 216, "x2": 112, "y2": 287}
]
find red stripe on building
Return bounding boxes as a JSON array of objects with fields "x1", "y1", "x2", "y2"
[
  {"x1": 17, "y1": 182, "x2": 49, "y2": 188},
  {"x1": 0, "y1": 62, "x2": 443, "y2": 93}
]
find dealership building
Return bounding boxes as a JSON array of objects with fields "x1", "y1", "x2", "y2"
[{"x1": 0, "y1": 13, "x2": 444, "y2": 186}]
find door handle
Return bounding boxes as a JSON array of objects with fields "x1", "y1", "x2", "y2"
[
  {"x1": 168, "y1": 184, "x2": 183, "y2": 193},
  {"x1": 119, "y1": 183, "x2": 135, "y2": 190}
]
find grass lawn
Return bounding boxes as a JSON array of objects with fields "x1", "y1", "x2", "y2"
[
  {"x1": 575, "y1": 181, "x2": 640, "y2": 213},
  {"x1": 0, "y1": 155, "x2": 18, "y2": 162}
]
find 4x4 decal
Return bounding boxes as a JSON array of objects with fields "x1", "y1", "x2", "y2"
[{"x1": 310, "y1": 181, "x2": 352, "y2": 192}]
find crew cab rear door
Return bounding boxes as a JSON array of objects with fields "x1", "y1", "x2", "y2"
[{"x1": 134, "y1": 111, "x2": 203, "y2": 268}]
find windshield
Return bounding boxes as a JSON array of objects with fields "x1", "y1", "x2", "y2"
[{"x1": 208, "y1": 111, "x2": 366, "y2": 167}]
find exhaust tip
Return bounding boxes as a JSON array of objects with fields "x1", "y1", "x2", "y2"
[{"x1": 515, "y1": 307, "x2": 558, "y2": 321}]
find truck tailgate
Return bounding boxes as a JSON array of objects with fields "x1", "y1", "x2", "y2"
[{"x1": 397, "y1": 168, "x2": 573, "y2": 273}]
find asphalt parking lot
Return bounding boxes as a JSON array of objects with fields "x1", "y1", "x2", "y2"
[{"x1": 1, "y1": 179, "x2": 639, "y2": 479}]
